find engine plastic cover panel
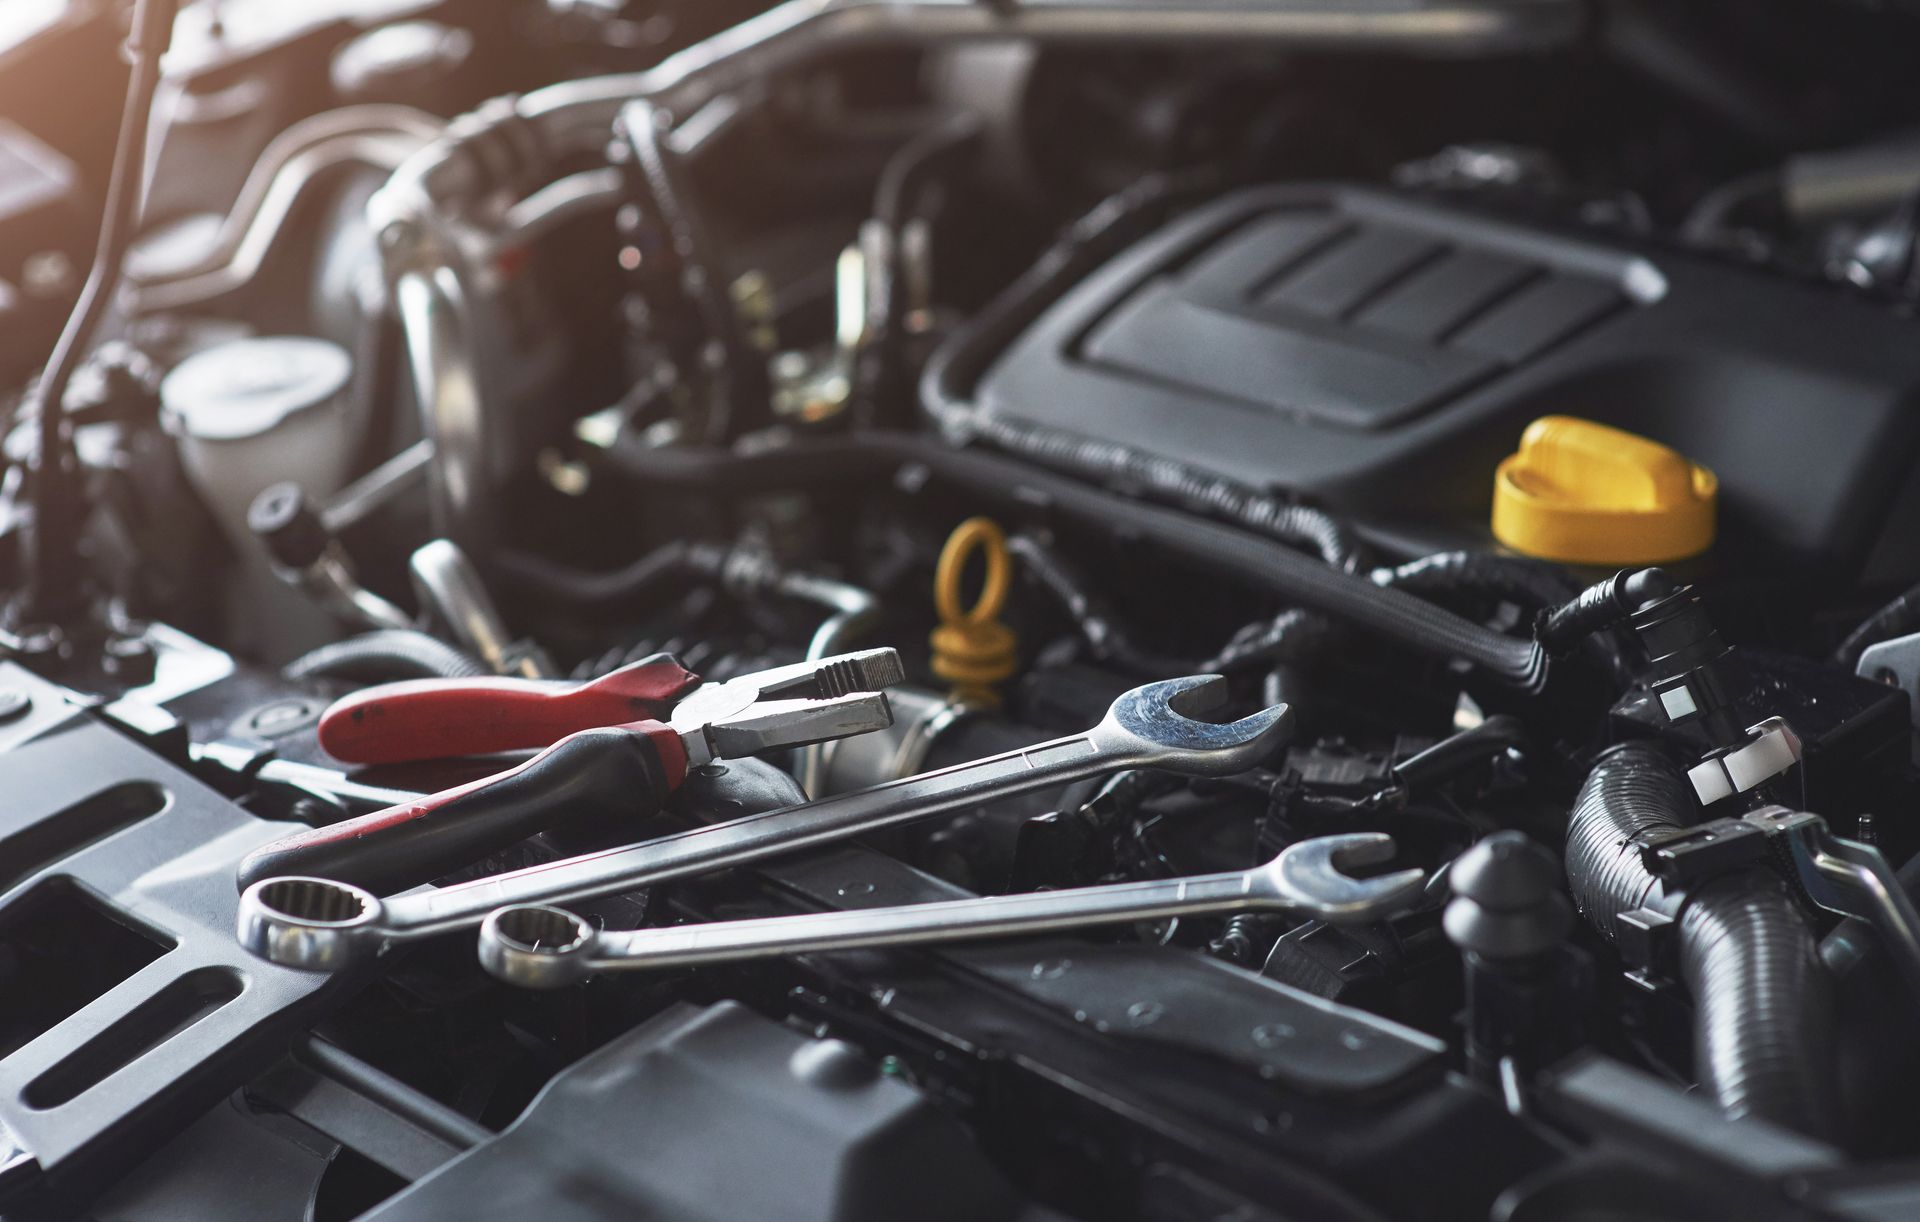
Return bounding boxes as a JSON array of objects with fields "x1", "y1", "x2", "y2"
[{"x1": 972, "y1": 186, "x2": 1920, "y2": 572}]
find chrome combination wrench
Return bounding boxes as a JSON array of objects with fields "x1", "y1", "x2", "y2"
[
  {"x1": 477, "y1": 832, "x2": 1425, "y2": 988},
  {"x1": 238, "y1": 674, "x2": 1293, "y2": 972}
]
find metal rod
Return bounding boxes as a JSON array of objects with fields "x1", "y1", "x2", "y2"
[{"x1": 293, "y1": 1034, "x2": 493, "y2": 1151}]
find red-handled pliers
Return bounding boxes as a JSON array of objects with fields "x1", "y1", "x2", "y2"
[{"x1": 238, "y1": 648, "x2": 903, "y2": 896}]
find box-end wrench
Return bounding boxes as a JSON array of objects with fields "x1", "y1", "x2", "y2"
[
  {"x1": 477, "y1": 832, "x2": 1424, "y2": 988},
  {"x1": 237, "y1": 674, "x2": 1292, "y2": 972}
]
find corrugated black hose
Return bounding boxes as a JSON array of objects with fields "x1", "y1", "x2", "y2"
[
  {"x1": 1565, "y1": 742, "x2": 1840, "y2": 1139},
  {"x1": 1377, "y1": 551, "x2": 1580, "y2": 613},
  {"x1": 1382, "y1": 551, "x2": 1634, "y2": 684}
]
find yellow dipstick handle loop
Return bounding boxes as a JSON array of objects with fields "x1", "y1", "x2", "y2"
[
  {"x1": 930, "y1": 517, "x2": 1017, "y2": 704},
  {"x1": 934, "y1": 517, "x2": 1011, "y2": 628}
]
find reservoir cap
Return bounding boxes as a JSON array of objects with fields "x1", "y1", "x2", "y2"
[
  {"x1": 161, "y1": 336, "x2": 351, "y2": 442},
  {"x1": 1492, "y1": 415, "x2": 1716, "y2": 565}
]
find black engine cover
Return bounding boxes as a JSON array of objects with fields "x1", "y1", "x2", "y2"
[{"x1": 972, "y1": 186, "x2": 1920, "y2": 577}]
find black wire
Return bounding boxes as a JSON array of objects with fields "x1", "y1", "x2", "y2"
[{"x1": 19, "y1": 0, "x2": 178, "y2": 625}]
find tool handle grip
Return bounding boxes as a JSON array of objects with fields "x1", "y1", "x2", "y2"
[
  {"x1": 238, "y1": 723, "x2": 689, "y2": 896},
  {"x1": 318, "y1": 655, "x2": 697, "y2": 765}
]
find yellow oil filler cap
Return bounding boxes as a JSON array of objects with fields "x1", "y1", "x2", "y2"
[{"x1": 1492, "y1": 416, "x2": 1717, "y2": 565}]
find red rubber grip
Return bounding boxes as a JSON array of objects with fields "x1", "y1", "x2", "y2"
[{"x1": 318, "y1": 656, "x2": 700, "y2": 765}]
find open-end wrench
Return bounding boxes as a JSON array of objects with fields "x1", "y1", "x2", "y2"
[
  {"x1": 477, "y1": 832, "x2": 1424, "y2": 988},
  {"x1": 237, "y1": 674, "x2": 1292, "y2": 972}
]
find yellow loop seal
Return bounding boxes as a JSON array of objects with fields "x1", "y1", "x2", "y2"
[{"x1": 931, "y1": 517, "x2": 1017, "y2": 704}]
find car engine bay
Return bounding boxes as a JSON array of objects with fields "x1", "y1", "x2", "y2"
[{"x1": 8, "y1": 1, "x2": 1920, "y2": 1219}]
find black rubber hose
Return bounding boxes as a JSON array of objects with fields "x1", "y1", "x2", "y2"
[
  {"x1": 910, "y1": 451, "x2": 1500, "y2": 677},
  {"x1": 949, "y1": 412, "x2": 1367, "y2": 573},
  {"x1": 1537, "y1": 568, "x2": 1678, "y2": 655},
  {"x1": 1392, "y1": 714, "x2": 1527, "y2": 790},
  {"x1": 284, "y1": 629, "x2": 485, "y2": 683},
  {"x1": 487, "y1": 541, "x2": 722, "y2": 610},
  {"x1": 1381, "y1": 551, "x2": 1633, "y2": 684},
  {"x1": 1835, "y1": 578, "x2": 1920, "y2": 670},
  {"x1": 622, "y1": 99, "x2": 768, "y2": 446},
  {"x1": 1204, "y1": 608, "x2": 1332, "y2": 673},
  {"x1": 1165, "y1": 501, "x2": 1361, "y2": 680},
  {"x1": 601, "y1": 433, "x2": 1549, "y2": 691},
  {"x1": 1214, "y1": 542, "x2": 1549, "y2": 693},
  {"x1": 1680, "y1": 872, "x2": 1841, "y2": 1137},
  {"x1": 1565, "y1": 742, "x2": 1840, "y2": 1138},
  {"x1": 856, "y1": 112, "x2": 983, "y2": 429},
  {"x1": 1376, "y1": 551, "x2": 1580, "y2": 612}
]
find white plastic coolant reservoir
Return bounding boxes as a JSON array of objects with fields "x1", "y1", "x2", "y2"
[{"x1": 160, "y1": 335, "x2": 356, "y2": 548}]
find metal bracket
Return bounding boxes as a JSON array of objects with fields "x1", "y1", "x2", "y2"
[
  {"x1": 1632, "y1": 805, "x2": 1920, "y2": 1013},
  {"x1": 1744, "y1": 806, "x2": 1920, "y2": 1012}
]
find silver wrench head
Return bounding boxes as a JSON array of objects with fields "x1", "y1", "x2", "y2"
[
  {"x1": 479, "y1": 905, "x2": 599, "y2": 989},
  {"x1": 1101, "y1": 675, "x2": 1293, "y2": 774},
  {"x1": 1266, "y1": 832, "x2": 1426, "y2": 924},
  {"x1": 238, "y1": 876, "x2": 387, "y2": 970}
]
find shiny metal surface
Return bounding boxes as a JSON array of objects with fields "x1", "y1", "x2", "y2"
[
  {"x1": 812, "y1": 685, "x2": 971, "y2": 795},
  {"x1": 394, "y1": 269, "x2": 493, "y2": 553},
  {"x1": 130, "y1": 105, "x2": 441, "y2": 312},
  {"x1": 712, "y1": 553, "x2": 881, "y2": 796},
  {"x1": 671, "y1": 647, "x2": 905, "y2": 767},
  {"x1": 672, "y1": 648, "x2": 904, "y2": 726},
  {"x1": 320, "y1": 439, "x2": 434, "y2": 535},
  {"x1": 253, "y1": 758, "x2": 424, "y2": 812},
  {"x1": 478, "y1": 832, "x2": 1423, "y2": 988},
  {"x1": 1747, "y1": 807, "x2": 1920, "y2": 1011},
  {"x1": 237, "y1": 674, "x2": 1291, "y2": 970},
  {"x1": 688, "y1": 692, "x2": 893, "y2": 767},
  {"x1": 407, "y1": 538, "x2": 546, "y2": 677}
]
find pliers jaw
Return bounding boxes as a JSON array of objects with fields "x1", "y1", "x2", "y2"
[
  {"x1": 673, "y1": 648, "x2": 904, "y2": 767},
  {"x1": 669, "y1": 648, "x2": 905, "y2": 727},
  {"x1": 681, "y1": 691, "x2": 895, "y2": 768}
]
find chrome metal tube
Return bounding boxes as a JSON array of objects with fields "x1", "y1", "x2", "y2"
[
  {"x1": 409, "y1": 539, "x2": 551, "y2": 678},
  {"x1": 394, "y1": 270, "x2": 492, "y2": 553}
]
